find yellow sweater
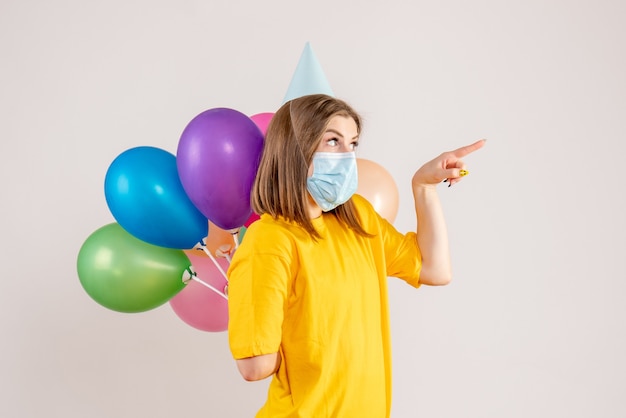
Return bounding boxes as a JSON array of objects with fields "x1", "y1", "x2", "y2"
[{"x1": 228, "y1": 194, "x2": 421, "y2": 417}]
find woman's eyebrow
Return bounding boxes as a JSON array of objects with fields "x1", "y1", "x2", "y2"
[{"x1": 325, "y1": 128, "x2": 359, "y2": 140}]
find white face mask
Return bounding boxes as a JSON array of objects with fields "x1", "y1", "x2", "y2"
[{"x1": 306, "y1": 151, "x2": 358, "y2": 212}]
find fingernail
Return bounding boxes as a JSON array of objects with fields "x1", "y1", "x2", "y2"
[
  {"x1": 443, "y1": 179, "x2": 448, "y2": 183},
  {"x1": 459, "y1": 169, "x2": 469, "y2": 177}
]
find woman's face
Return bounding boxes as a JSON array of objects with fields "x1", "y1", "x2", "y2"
[
  {"x1": 315, "y1": 115, "x2": 359, "y2": 153},
  {"x1": 305, "y1": 115, "x2": 360, "y2": 217}
]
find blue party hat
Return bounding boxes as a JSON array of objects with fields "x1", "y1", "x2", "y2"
[{"x1": 282, "y1": 42, "x2": 334, "y2": 104}]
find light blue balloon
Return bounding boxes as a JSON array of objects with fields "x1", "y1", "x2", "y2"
[{"x1": 105, "y1": 146, "x2": 208, "y2": 249}]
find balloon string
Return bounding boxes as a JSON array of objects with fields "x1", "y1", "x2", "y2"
[
  {"x1": 199, "y1": 244, "x2": 229, "y2": 283},
  {"x1": 190, "y1": 275, "x2": 228, "y2": 300}
]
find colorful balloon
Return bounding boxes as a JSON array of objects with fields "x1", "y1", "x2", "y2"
[
  {"x1": 203, "y1": 220, "x2": 237, "y2": 257},
  {"x1": 177, "y1": 108, "x2": 264, "y2": 230},
  {"x1": 169, "y1": 250, "x2": 229, "y2": 332},
  {"x1": 244, "y1": 212, "x2": 260, "y2": 228},
  {"x1": 77, "y1": 223, "x2": 190, "y2": 313},
  {"x1": 238, "y1": 226, "x2": 248, "y2": 244},
  {"x1": 104, "y1": 146, "x2": 208, "y2": 249},
  {"x1": 250, "y1": 112, "x2": 274, "y2": 135},
  {"x1": 356, "y1": 158, "x2": 399, "y2": 223}
]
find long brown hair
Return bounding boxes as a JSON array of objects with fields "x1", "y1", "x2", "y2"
[{"x1": 252, "y1": 94, "x2": 371, "y2": 239}]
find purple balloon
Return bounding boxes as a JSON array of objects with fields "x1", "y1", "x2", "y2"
[{"x1": 177, "y1": 108, "x2": 264, "y2": 230}]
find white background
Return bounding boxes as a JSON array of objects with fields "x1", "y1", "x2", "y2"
[{"x1": 2, "y1": 0, "x2": 625, "y2": 416}]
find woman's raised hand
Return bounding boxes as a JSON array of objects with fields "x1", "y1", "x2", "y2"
[{"x1": 412, "y1": 139, "x2": 486, "y2": 189}]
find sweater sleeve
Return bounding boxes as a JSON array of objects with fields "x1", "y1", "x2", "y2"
[
  {"x1": 352, "y1": 194, "x2": 422, "y2": 288},
  {"x1": 227, "y1": 220, "x2": 296, "y2": 359}
]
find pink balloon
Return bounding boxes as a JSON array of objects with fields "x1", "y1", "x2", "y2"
[
  {"x1": 244, "y1": 212, "x2": 260, "y2": 228},
  {"x1": 169, "y1": 250, "x2": 229, "y2": 332},
  {"x1": 250, "y1": 112, "x2": 274, "y2": 136}
]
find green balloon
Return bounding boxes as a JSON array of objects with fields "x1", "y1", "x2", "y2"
[
  {"x1": 238, "y1": 226, "x2": 247, "y2": 244},
  {"x1": 77, "y1": 223, "x2": 190, "y2": 313}
]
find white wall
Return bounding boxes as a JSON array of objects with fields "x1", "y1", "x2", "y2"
[{"x1": 2, "y1": 0, "x2": 625, "y2": 416}]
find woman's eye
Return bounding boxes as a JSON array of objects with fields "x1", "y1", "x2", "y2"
[
  {"x1": 327, "y1": 138, "x2": 338, "y2": 146},
  {"x1": 350, "y1": 141, "x2": 359, "y2": 150}
]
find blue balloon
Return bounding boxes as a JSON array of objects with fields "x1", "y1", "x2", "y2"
[{"x1": 105, "y1": 146, "x2": 208, "y2": 249}]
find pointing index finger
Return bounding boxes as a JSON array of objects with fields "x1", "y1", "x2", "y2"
[{"x1": 450, "y1": 139, "x2": 486, "y2": 158}]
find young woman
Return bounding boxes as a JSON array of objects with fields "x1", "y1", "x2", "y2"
[{"x1": 227, "y1": 94, "x2": 485, "y2": 417}]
